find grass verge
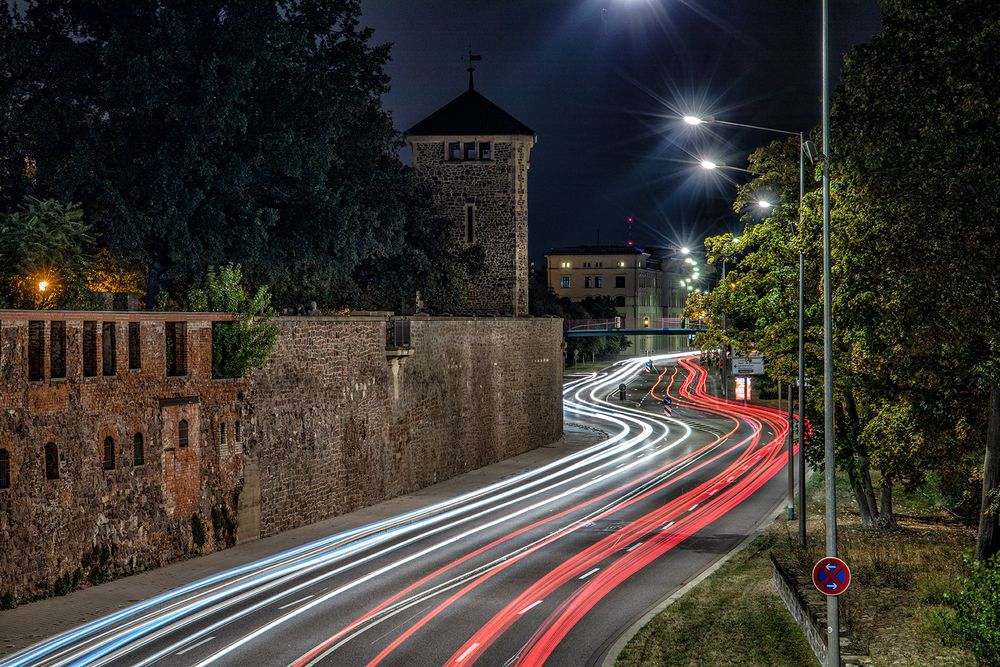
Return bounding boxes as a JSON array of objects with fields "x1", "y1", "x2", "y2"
[{"x1": 616, "y1": 472, "x2": 978, "y2": 666}]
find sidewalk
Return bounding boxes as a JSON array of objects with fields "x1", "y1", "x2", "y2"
[{"x1": 0, "y1": 424, "x2": 605, "y2": 658}]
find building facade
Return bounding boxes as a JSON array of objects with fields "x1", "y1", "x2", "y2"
[
  {"x1": 406, "y1": 81, "x2": 536, "y2": 316},
  {"x1": 544, "y1": 246, "x2": 687, "y2": 352}
]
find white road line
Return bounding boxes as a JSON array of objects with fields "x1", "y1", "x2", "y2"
[
  {"x1": 626, "y1": 542, "x2": 643, "y2": 552},
  {"x1": 176, "y1": 636, "x2": 215, "y2": 656},
  {"x1": 662, "y1": 521, "x2": 676, "y2": 530},
  {"x1": 517, "y1": 600, "x2": 544, "y2": 615},
  {"x1": 579, "y1": 568, "x2": 600, "y2": 580},
  {"x1": 688, "y1": 504, "x2": 699, "y2": 512},
  {"x1": 277, "y1": 595, "x2": 314, "y2": 610},
  {"x1": 457, "y1": 642, "x2": 481, "y2": 663}
]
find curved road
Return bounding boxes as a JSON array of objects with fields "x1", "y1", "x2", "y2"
[{"x1": 4, "y1": 353, "x2": 794, "y2": 667}]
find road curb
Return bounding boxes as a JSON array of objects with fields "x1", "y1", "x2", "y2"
[{"x1": 599, "y1": 483, "x2": 807, "y2": 667}]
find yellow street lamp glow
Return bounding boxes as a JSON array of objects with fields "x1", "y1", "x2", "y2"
[
  {"x1": 700, "y1": 160, "x2": 718, "y2": 170},
  {"x1": 733, "y1": 236, "x2": 741, "y2": 243},
  {"x1": 683, "y1": 115, "x2": 704, "y2": 125},
  {"x1": 38, "y1": 281, "x2": 48, "y2": 292}
]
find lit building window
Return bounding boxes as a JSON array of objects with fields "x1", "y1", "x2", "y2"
[
  {"x1": 560, "y1": 276, "x2": 571, "y2": 288},
  {"x1": 595, "y1": 276, "x2": 603, "y2": 288}
]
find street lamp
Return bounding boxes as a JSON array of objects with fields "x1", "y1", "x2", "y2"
[
  {"x1": 680, "y1": 246, "x2": 691, "y2": 255},
  {"x1": 686, "y1": 113, "x2": 810, "y2": 540},
  {"x1": 38, "y1": 281, "x2": 48, "y2": 292}
]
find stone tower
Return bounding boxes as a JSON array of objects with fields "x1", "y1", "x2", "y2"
[{"x1": 405, "y1": 78, "x2": 535, "y2": 316}]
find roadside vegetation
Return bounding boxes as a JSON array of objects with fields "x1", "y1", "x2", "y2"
[
  {"x1": 617, "y1": 472, "x2": 980, "y2": 666},
  {"x1": 664, "y1": 5, "x2": 1000, "y2": 663}
]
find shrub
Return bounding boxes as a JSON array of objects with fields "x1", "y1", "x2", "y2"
[
  {"x1": 191, "y1": 513, "x2": 207, "y2": 547},
  {"x1": 187, "y1": 264, "x2": 278, "y2": 378},
  {"x1": 943, "y1": 556, "x2": 1000, "y2": 665}
]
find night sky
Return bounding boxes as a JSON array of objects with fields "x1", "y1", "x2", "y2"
[{"x1": 362, "y1": 1, "x2": 882, "y2": 262}]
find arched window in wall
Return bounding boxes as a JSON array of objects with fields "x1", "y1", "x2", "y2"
[
  {"x1": 133, "y1": 433, "x2": 145, "y2": 466},
  {"x1": 44, "y1": 442, "x2": 59, "y2": 480},
  {"x1": 102, "y1": 436, "x2": 115, "y2": 471}
]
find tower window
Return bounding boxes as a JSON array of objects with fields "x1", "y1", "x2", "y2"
[
  {"x1": 465, "y1": 204, "x2": 476, "y2": 244},
  {"x1": 448, "y1": 142, "x2": 461, "y2": 160},
  {"x1": 133, "y1": 433, "x2": 145, "y2": 466},
  {"x1": 102, "y1": 436, "x2": 115, "y2": 471},
  {"x1": 463, "y1": 142, "x2": 476, "y2": 160},
  {"x1": 45, "y1": 442, "x2": 59, "y2": 480},
  {"x1": 479, "y1": 142, "x2": 491, "y2": 160}
]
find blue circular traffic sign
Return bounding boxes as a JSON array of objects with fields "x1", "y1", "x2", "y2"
[{"x1": 812, "y1": 556, "x2": 851, "y2": 596}]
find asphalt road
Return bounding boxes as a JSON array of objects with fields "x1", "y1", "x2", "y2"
[{"x1": 4, "y1": 353, "x2": 793, "y2": 667}]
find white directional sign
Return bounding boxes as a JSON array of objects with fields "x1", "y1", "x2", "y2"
[{"x1": 732, "y1": 354, "x2": 765, "y2": 375}]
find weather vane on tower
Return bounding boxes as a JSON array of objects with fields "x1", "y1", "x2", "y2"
[{"x1": 467, "y1": 46, "x2": 482, "y2": 90}]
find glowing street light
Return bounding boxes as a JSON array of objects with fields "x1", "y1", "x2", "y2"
[
  {"x1": 684, "y1": 257, "x2": 695, "y2": 265},
  {"x1": 683, "y1": 115, "x2": 706, "y2": 125},
  {"x1": 758, "y1": 200, "x2": 773, "y2": 209},
  {"x1": 700, "y1": 160, "x2": 718, "y2": 170},
  {"x1": 38, "y1": 281, "x2": 48, "y2": 292},
  {"x1": 680, "y1": 246, "x2": 691, "y2": 255}
]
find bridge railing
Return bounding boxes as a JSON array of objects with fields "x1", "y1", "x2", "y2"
[{"x1": 563, "y1": 317, "x2": 703, "y2": 331}]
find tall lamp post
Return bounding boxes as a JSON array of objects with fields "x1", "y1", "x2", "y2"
[
  {"x1": 694, "y1": 128, "x2": 808, "y2": 531},
  {"x1": 820, "y1": 0, "x2": 840, "y2": 664}
]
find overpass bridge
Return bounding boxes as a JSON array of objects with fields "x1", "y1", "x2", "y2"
[{"x1": 563, "y1": 317, "x2": 709, "y2": 338}]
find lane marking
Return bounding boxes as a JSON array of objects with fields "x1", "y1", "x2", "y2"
[
  {"x1": 626, "y1": 542, "x2": 643, "y2": 552},
  {"x1": 278, "y1": 595, "x2": 314, "y2": 610},
  {"x1": 688, "y1": 504, "x2": 699, "y2": 512},
  {"x1": 579, "y1": 568, "x2": 600, "y2": 580},
  {"x1": 662, "y1": 521, "x2": 675, "y2": 530},
  {"x1": 457, "y1": 642, "x2": 481, "y2": 663},
  {"x1": 176, "y1": 636, "x2": 215, "y2": 656},
  {"x1": 517, "y1": 600, "x2": 544, "y2": 615}
]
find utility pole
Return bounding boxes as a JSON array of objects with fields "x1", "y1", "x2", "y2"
[
  {"x1": 787, "y1": 384, "x2": 795, "y2": 520},
  {"x1": 798, "y1": 132, "x2": 808, "y2": 548}
]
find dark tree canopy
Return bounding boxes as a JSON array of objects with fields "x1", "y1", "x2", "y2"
[{"x1": 0, "y1": 0, "x2": 416, "y2": 307}]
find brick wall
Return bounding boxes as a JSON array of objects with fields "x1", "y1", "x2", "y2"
[
  {"x1": 0, "y1": 312, "x2": 245, "y2": 601},
  {"x1": 0, "y1": 313, "x2": 563, "y2": 602}
]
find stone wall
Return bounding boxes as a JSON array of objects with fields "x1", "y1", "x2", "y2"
[
  {"x1": 0, "y1": 312, "x2": 246, "y2": 602},
  {"x1": 0, "y1": 313, "x2": 563, "y2": 602},
  {"x1": 410, "y1": 136, "x2": 533, "y2": 317},
  {"x1": 771, "y1": 554, "x2": 872, "y2": 666},
  {"x1": 242, "y1": 316, "x2": 563, "y2": 537}
]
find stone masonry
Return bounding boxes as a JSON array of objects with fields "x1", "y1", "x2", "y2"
[
  {"x1": 409, "y1": 137, "x2": 533, "y2": 317},
  {"x1": 0, "y1": 313, "x2": 562, "y2": 602},
  {"x1": 0, "y1": 311, "x2": 246, "y2": 602},
  {"x1": 241, "y1": 316, "x2": 563, "y2": 537}
]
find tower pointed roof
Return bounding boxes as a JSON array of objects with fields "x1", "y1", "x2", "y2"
[{"x1": 406, "y1": 89, "x2": 534, "y2": 138}]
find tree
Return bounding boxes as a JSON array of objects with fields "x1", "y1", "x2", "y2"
[
  {"x1": 1, "y1": 1, "x2": 410, "y2": 308},
  {"x1": 0, "y1": 197, "x2": 95, "y2": 308},
  {"x1": 349, "y1": 174, "x2": 483, "y2": 315},
  {"x1": 832, "y1": 0, "x2": 1000, "y2": 554},
  {"x1": 187, "y1": 264, "x2": 278, "y2": 379}
]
